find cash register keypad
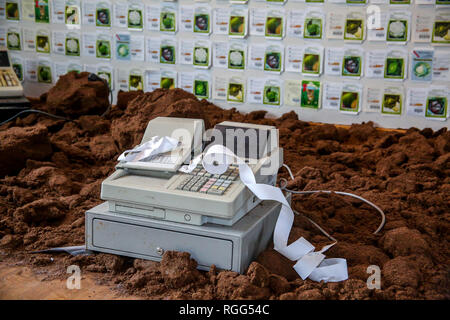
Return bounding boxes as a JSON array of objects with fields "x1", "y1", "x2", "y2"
[
  {"x1": 0, "y1": 70, "x2": 19, "y2": 87},
  {"x1": 176, "y1": 164, "x2": 239, "y2": 195}
]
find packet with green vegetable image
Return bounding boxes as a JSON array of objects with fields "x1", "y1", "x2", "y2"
[
  {"x1": 432, "y1": 21, "x2": 450, "y2": 44},
  {"x1": 229, "y1": 8, "x2": 247, "y2": 38},
  {"x1": 339, "y1": 84, "x2": 361, "y2": 113},
  {"x1": 384, "y1": 50, "x2": 406, "y2": 80},
  {"x1": 344, "y1": 12, "x2": 364, "y2": 41},
  {"x1": 301, "y1": 80, "x2": 321, "y2": 109},
  {"x1": 382, "y1": 88, "x2": 403, "y2": 115},
  {"x1": 96, "y1": 2, "x2": 111, "y2": 27},
  {"x1": 302, "y1": 46, "x2": 322, "y2": 76},
  {"x1": 160, "y1": 5, "x2": 177, "y2": 33},
  {"x1": 227, "y1": 78, "x2": 245, "y2": 103},
  {"x1": 96, "y1": 37, "x2": 111, "y2": 59},
  {"x1": 193, "y1": 74, "x2": 210, "y2": 99},
  {"x1": 7, "y1": 29, "x2": 21, "y2": 51},
  {"x1": 35, "y1": 0, "x2": 50, "y2": 23},
  {"x1": 37, "y1": 61, "x2": 52, "y2": 84},
  {"x1": 304, "y1": 11, "x2": 324, "y2": 40},
  {"x1": 65, "y1": 33, "x2": 80, "y2": 56},
  {"x1": 265, "y1": 11, "x2": 284, "y2": 39},
  {"x1": 390, "y1": 0, "x2": 411, "y2": 4},
  {"x1": 263, "y1": 80, "x2": 282, "y2": 106},
  {"x1": 36, "y1": 31, "x2": 51, "y2": 54},
  {"x1": 129, "y1": 71, "x2": 143, "y2": 91},
  {"x1": 6, "y1": 1, "x2": 20, "y2": 21}
]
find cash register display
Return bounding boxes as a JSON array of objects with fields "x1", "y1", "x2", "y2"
[{"x1": 210, "y1": 124, "x2": 270, "y2": 160}]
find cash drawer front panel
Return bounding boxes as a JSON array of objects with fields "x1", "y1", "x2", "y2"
[{"x1": 92, "y1": 219, "x2": 233, "y2": 270}]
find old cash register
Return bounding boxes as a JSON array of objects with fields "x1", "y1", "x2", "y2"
[{"x1": 86, "y1": 117, "x2": 286, "y2": 273}]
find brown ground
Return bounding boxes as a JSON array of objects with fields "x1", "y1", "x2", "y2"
[{"x1": 0, "y1": 72, "x2": 449, "y2": 300}]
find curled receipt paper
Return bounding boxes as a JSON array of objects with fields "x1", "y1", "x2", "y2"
[
  {"x1": 182, "y1": 144, "x2": 348, "y2": 282},
  {"x1": 118, "y1": 136, "x2": 180, "y2": 162}
]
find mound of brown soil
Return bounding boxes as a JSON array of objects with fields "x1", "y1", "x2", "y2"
[{"x1": 0, "y1": 77, "x2": 449, "y2": 299}]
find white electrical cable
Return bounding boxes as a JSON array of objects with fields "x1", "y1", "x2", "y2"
[{"x1": 280, "y1": 164, "x2": 386, "y2": 235}]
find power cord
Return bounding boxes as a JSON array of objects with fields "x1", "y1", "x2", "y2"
[
  {"x1": 280, "y1": 164, "x2": 386, "y2": 239},
  {"x1": 0, "y1": 73, "x2": 113, "y2": 127}
]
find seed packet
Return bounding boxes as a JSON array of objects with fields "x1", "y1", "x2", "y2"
[
  {"x1": 365, "y1": 49, "x2": 386, "y2": 78},
  {"x1": 37, "y1": 59, "x2": 53, "y2": 83},
  {"x1": 52, "y1": 31, "x2": 66, "y2": 55},
  {"x1": 382, "y1": 87, "x2": 403, "y2": 115},
  {"x1": 426, "y1": 87, "x2": 448, "y2": 120},
  {"x1": 10, "y1": 55, "x2": 23, "y2": 81},
  {"x1": 344, "y1": 12, "x2": 365, "y2": 41},
  {"x1": 265, "y1": 10, "x2": 284, "y2": 39},
  {"x1": 36, "y1": 29, "x2": 51, "y2": 54},
  {"x1": 248, "y1": 44, "x2": 265, "y2": 70},
  {"x1": 390, "y1": 0, "x2": 411, "y2": 4},
  {"x1": 346, "y1": 0, "x2": 366, "y2": 3},
  {"x1": 323, "y1": 82, "x2": 343, "y2": 110},
  {"x1": 264, "y1": 44, "x2": 284, "y2": 73},
  {"x1": 97, "y1": 65, "x2": 113, "y2": 89},
  {"x1": 113, "y1": 1, "x2": 127, "y2": 28},
  {"x1": 386, "y1": 12, "x2": 410, "y2": 43},
  {"x1": 229, "y1": 7, "x2": 248, "y2": 38},
  {"x1": 128, "y1": 2, "x2": 144, "y2": 31},
  {"x1": 96, "y1": 2, "x2": 111, "y2": 28},
  {"x1": 412, "y1": 10, "x2": 434, "y2": 43},
  {"x1": 364, "y1": 85, "x2": 383, "y2": 113},
  {"x1": 341, "y1": 47, "x2": 363, "y2": 78},
  {"x1": 284, "y1": 79, "x2": 301, "y2": 107},
  {"x1": 406, "y1": 87, "x2": 427, "y2": 117},
  {"x1": 67, "y1": 62, "x2": 82, "y2": 73},
  {"x1": 228, "y1": 41, "x2": 246, "y2": 70},
  {"x1": 432, "y1": 10, "x2": 450, "y2": 44},
  {"x1": 160, "y1": 39, "x2": 176, "y2": 65},
  {"x1": 116, "y1": 34, "x2": 131, "y2": 61},
  {"x1": 129, "y1": 69, "x2": 144, "y2": 91},
  {"x1": 65, "y1": 0, "x2": 80, "y2": 26},
  {"x1": 179, "y1": 39, "x2": 194, "y2": 65},
  {"x1": 339, "y1": 83, "x2": 362, "y2": 114},
  {"x1": 304, "y1": 10, "x2": 324, "y2": 40},
  {"x1": 35, "y1": 0, "x2": 50, "y2": 23},
  {"x1": 194, "y1": 6, "x2": 211, "y2": 34},
  {"x1": 249, "y1": 8, "x2": 266, "y2": 36},
  {"x1": 247, "y1": 77, "x2": 264, "y2": 104},
  {"x1": 96, "y1": 34, "x2": 111, "y2": 59},
  {"x1": 367, "y1": 10, "x2": 388, "y2": 42},
  {"x1": 193, "y1": 40, "x2": 211, "y2": 68},
  {"x1": 160, "y1": 70, "x2": 177, "y2": 90},
  {"x1": 65, "y1": 32, "x2": 80, "y2": 56},
  {"x1": 193, "y1": 72, "x2": 211, "y2": 99},
  {"x1": 5, "y1": 0, "x2": 20, "y2": 21},
  {"x1": 384, "y1": 49, "x2": 407, "y2": 80},
  {"x1": 302, "y1": 46, "x2": 323, "y2": 76},
  {"x1": 326, "y1": 10, "x2": 345, "y2": 40},
  {"x1": 213, "y1": 75, "x2": 228, "y2": 100},
  {"x1": 301, "y1": 80, "x2": 321, "y2": 109},
  {"x1": 263, "y1": 79, "x2": 282, "y2": 106},
  {"x1": 411, "y1": 48, "x2": 433, "y2": 81},
  {"x1": 285, "y1": 45, "x2": 303, "y2": 72},
  {"x1": 160, "y1": 5, "x2": 177, "y2": 33},
  {"x1": 6, "y1": 27, "x2": 21, "y2": 51},
  {"x1": 432, "y1": 53, "x2": 450, "y2": 81},
  {"x1": 227, "y1": 77, "x2": 245, "y2": 103}
]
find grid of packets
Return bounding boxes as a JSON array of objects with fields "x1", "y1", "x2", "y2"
[{"x1": 1, "y1": 0, "x2": 450, "y2": 121}]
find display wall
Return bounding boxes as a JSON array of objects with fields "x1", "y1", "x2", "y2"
[{"x1": 1, "y1": 0, "x2": 449, "y2": 130}]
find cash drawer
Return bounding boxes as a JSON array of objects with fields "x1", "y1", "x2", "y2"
[{"x1": 92, "y1": 218, "x2": 233, "y2": 270}]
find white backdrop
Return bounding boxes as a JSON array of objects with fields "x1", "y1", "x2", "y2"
[{"x1": 5, "y1": 0, "x2": 450, "y2": 130}]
